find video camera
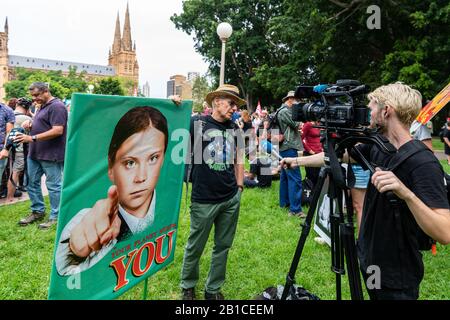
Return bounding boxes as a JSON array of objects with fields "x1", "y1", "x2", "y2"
[{"x1": 292, "y1": 80, "x2": 370, "y2": 129}]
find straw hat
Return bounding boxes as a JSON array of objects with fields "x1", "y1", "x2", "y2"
[
  {"x1": 282, "y1": 90, "x2": 296, "y2": 102},
  {"x1": 205, "y1": 84, "x2": 246, "y2": 107}
]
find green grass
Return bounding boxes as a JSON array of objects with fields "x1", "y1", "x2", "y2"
[
  {"x1": 0, "y1": 164, "x2": 449, "y2": 300},
  {"x1": 433, "y1": 137, "x2": 444, "y2": 151}
]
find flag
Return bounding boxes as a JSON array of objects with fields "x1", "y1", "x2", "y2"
[
  {"x1": 416, "y1": 82, "x2": 450, "y2": 124},
  {"x1": 256, "y1": 100, "x2": 262, "y2": 115}
]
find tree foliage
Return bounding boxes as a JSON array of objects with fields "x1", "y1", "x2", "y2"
[
  {"x1": 93, "y1": 77, "x2": 125, "y2": 96},
  {"x1": 5, "y1": 67, "x2": 89, "y2": 100},
  {"x1": 172, "y1": 0, "x2": 450, "y2": 120},
  {"x1": 171, "y1": 0, "x2": 284, "y2": 110},
  {"x1": 191, "y1": 75, "x2": 212, "y2": 112}
]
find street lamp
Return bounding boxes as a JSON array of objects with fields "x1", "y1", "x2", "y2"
[
  {"x1": 216, "y1": 22, "x2": 233, "y2": 86},
  {"x1": 88, "y1": 84, "x2": 94, "y2": 94}
]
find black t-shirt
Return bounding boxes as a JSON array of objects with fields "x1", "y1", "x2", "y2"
[
  {"x1": 250, "y1": 157, "x2": 272, "y2": 188},
  {"x1": 444, "y1": 127, "x2": 450, "y2": 154},
  {"x1": 354, "y1": 139, "x2": 449, "y2": 289},
  {"x1": 190, "y1": 116, "x2": 239, "y2": 203}
]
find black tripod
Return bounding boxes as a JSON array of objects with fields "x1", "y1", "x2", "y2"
[{"x1": 280, "y1": 128, "x2": 398, "y2": 300}]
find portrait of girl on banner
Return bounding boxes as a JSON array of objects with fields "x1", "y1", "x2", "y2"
[{"x1": 55, "y1": 106, "x2": 168, "y2": 275}]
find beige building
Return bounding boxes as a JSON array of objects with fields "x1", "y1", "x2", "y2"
[
  {"x1": 166, "y1": 74, "x2": 194, "y2": 100},
  {"x1": 0, "y1": 4, "x2": 139, "y2": 102}
]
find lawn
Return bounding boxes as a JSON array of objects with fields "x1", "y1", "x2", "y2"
[{"x1": 0, "y1": 164, "x2": 449, "y2": 300}]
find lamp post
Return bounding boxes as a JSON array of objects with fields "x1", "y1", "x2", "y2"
[
  {"x1": 216, "y1": 22, "x2": 233, "y2": 86},
  {"x1": 88, "y1": 84, "x2": 94, "y2": 94}
]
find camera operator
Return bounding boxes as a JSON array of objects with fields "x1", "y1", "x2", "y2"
[{"x1": 281, "y1": 82, "x2": 450, "y2": 300}]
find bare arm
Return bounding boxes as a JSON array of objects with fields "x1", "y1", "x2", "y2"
[
  {"x1": 0, "y1": 123, "x2": 14, "y2": 159},
  {"x1": 14, "y1": 125, "x2": 64, "y2": 143},
  {"x1": 235, "y1": 147, "x2": 245, "y2": 189}
]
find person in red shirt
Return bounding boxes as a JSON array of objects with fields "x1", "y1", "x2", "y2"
[{"x1": 301, "y1": 121, "x2": 323, "y2": 186}]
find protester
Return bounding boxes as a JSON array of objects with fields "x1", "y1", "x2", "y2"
[
  {"x1": 244, "y1": 157, "x2": 272, "y2": 188},
  {"x1": 282, "y1": 82, "x2": 450, "y2": 300},
  {"x1": 236, "y1": 110, "x2": 253, "y2": 156},
  {"x1": 0, "y1": 101, "x2": 15, "y2": 190},
  {"x1": 55, "y1": 106, "x2": 167, "y2": 275},
  {"x1": 5, "y1": 97, "x2": 33, "y2": 203},
  {"x1": 410, "y1": 119, "x2": 433, "y2": 151},
  {"x1": 201, "y1": 101, "x2": 211, "y2": 116},
  {"x1": 15, "y1": 82, "x2": 68, "y2": 230},
  {"x1": 443, "y1": 119, "x2": 450, "y2": 165},
  {"x1": 7, "y1": 98, "x2": 18, "y2": 111},
  {"x1": 180, "y1": 84, "x2": 245, "y2": 300},
  {"x1": 278, "y1": 90, "x2": 304, "y2": 217}
]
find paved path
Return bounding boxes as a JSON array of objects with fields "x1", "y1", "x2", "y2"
[{"x1": 0, "y1": 176, "x2": 48, "y2": 207}]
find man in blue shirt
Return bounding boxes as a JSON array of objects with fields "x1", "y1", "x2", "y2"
[{"x1": 15, "y1": 82, "x2": 68, "y2": 230}]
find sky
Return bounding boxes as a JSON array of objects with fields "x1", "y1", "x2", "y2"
[{"x1": 1, "y1": 0, "x2": 210, "y2": 98}]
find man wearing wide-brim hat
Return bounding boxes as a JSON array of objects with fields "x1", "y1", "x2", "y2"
[
  {"x1": 180, "y1": 84, "x2": 245, "y2": 300},
  {"x1": 277, "y1": 90, "x2": 304, "y2": 217}
]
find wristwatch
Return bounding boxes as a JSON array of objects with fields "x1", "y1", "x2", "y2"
[{"x1": 32, "y1": 135, "x2": 37, "y2": 142}]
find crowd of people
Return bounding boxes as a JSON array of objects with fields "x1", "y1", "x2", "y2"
[
  {"x1": 0, "y1": 82, "x2": 68, "y2": 229},
  {"x1": 184, "y1": 81, "x2": 449, "y2": 301},
  {"x1": 1, "y1": 79, "x2": 449, "y2": 301}
]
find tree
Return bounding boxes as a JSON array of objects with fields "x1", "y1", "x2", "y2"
[
  {"x1": 5, "y1": 67, "x2": 88, "y2": 100},
  {"x1": 93, "y1": 77, "x2": 125, "y2": 96},
  {"x1": 174, "y1": 0, "x2": 449, "y2": 125},
  {"x1": 191, "y1": 75, "x2": 212, "y2": 112},
  {"x1": 171, "y1": 0, "x2": 284, "y2": 111}
]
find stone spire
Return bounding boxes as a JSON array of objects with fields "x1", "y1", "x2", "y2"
[
  {"x1": 112, "y1": 12, "x2": 121, "y2": 53},
  {"x1": 4, "y1": 17, "x2": 8, "y2": 34},
  {"x1": 122, "y1": 2, "x2": 132, "y2": 51}
]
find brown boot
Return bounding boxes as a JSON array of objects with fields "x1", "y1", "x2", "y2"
[{"x1": 18, "y1": 212, "x2": 45, "y2": 226}]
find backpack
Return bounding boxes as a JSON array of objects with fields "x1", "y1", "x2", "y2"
[
  {"x1": 267, "y1": 106, "x2": 286, "y2": 142},
  {"x1": 301, "y1": 178, "x2": 315, "y2": 206},
  {"x1": 387, "y1": 140, "x2": 449, "y2": 251},
  {"x1": 254, "y1": 285, "x2": 320, "y2": 300}
]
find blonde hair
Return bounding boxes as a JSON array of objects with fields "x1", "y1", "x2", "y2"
[{"x1": 367, "y1": 82, "x2": 422, "y2": 127}]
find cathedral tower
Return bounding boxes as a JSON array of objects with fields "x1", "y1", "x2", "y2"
[
  {"x1": 0, "y1": 18, "x2": 9, "y2": 103},
  {"x1": 108, "y1": 3, "x2": 139, "y2": 92}
]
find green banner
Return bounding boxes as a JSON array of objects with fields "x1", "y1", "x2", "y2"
[{"x1": 48, "y1": 94, "x2": 192, "y2": 299}]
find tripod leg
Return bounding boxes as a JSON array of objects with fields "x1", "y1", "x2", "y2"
[
  {"x1": 330, "y1": 180, "x2": 344, "y2": 300},
  {"x1": 281, "y1": 168, "x2": 327, "y2": 300},
  {"x1": 342, "y1": 190, "x2": 364, "y2": 300}
]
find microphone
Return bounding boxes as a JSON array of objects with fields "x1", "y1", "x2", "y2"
[{"x1": 260, "y1": 140, "x2": 283, "y2": 160}]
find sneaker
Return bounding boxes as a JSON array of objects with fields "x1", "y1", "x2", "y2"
[
  {"x1": 38, "y1": 219, "x2": 58, "y2": 230},
  {"x1": 18, "y1": 212, "x2": 45, "y2": 226},
  {"x1": 181, "y1": 288, "x2": 196, "y2": 300},
  {"x1": 14, "y1": 190, "x2": 23, "y2": 198},
  {"x1": 204, "y1": 291, "x2": 224, "y2": 300},
  {"x1": 18, "y1": 186, "x2": 27, "y2": 192}
]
